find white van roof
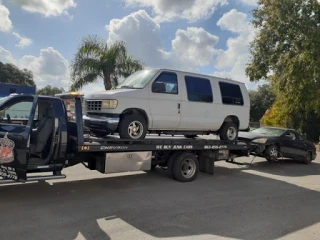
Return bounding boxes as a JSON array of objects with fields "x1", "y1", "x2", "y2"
[{"x1": 149, "y1": 68, "x2": 244, "y2": 85}]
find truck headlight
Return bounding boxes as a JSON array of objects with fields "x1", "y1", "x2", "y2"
[
  {"x1": 101, "y1": 100, "x2": 118, "y2": 109},
  {"x1": 252, "y1": 138, "x2": 268, "y2": 144}
]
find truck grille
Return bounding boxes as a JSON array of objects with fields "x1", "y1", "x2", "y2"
[{"x1": 86, "y1": 100, "x2": 102, "y2": 111}]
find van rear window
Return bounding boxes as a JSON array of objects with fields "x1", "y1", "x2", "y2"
[
  {"x1": 219, "y1": 82, "x2": 244, "y2": 105},
  {"x1": 185, "y1": 76, "x2": 213, "y2": 103}
]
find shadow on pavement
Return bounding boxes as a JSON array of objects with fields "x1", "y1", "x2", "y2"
[
  {"x1": 0, "y1": 166, "x2": 319, "y2": 240},
  {"x1": 242, "y1": 158, "x2": 320, "y2": 177}
]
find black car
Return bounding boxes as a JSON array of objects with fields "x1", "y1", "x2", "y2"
[{"x1": 238, "y1": 127, "x2": 317, "y2": 164}]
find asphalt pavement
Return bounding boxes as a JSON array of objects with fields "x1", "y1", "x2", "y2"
[{"x1": 1, "y1": 155, "x2": 320, "y2": 240}]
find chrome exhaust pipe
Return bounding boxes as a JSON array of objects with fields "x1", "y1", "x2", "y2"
[{"x1": 0, "y1": 174, "x2": 66, "y2": 184}]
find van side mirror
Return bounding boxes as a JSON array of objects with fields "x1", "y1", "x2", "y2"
[{"x1": 152, "y1": 82, "x2": 166, "y2": 93}]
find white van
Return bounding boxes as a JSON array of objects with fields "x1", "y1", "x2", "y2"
[{"x1": 83, "y1": 68, "x2": 250, "y2": 141}]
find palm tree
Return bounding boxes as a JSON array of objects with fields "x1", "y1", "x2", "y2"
[{"x1": 70, "y1": 35, "x2": 143, "y2": 91}]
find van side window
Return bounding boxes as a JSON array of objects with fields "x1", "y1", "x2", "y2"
[
  {"x1": 152, "y1": 72, "x2": 178, "y2": 94},
  {"x1": 219, "y1": 82, "x2": 244, "y2": 105},
  {"x1": 185, "y1": 76, "x2": 213, "y2": 103}
]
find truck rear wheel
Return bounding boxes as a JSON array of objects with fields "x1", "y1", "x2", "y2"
[
  {"x1": 171, "y1": 152, "x2": 199, "y2": 182},
  {"x1": 118, "y1": 114, "x2": 147, "y2": 140}
]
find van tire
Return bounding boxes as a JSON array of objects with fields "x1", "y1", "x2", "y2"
[
  {"x1": 219, "y1": 122, "x2": 238, "y2": 142},
  {"x1": 118, "y1": 114, "x2": 147, "y2": 140}
]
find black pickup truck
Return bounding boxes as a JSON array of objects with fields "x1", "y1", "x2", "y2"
[{"x1": 0, "y1": 92, "x2": 250, "y2": 184}]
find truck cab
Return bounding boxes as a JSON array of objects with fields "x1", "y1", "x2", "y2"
[{"x1": 0, "y1": 93, "x2": 77, "y2": 181}]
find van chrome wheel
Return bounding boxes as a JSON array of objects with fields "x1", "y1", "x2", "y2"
[
  {"x1": 227, "y1": 126, "x2": 237, "y2": 140},
  {"x1": 128, "y1": 121, "x2": 144, "y2": 139}
]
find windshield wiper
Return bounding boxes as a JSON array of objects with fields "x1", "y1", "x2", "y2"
[
  {"x1": 120, "y1": 85, "x2": 142, "y2": 89},
  {"x1": 120, "y1": 85, "x2": 135, "y2": 89}
]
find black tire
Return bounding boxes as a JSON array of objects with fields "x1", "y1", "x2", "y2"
[
  {"x1": 167, "y1": 152, "x2": 182, "y2": 179},
  {"x1": 264, "y1": 145, "x2": 279, "y2": 161},
  {"x1": 219, "y1": 122, "x2": 238, "y2": 142},
  {"x1": 303, "y1": 152, "x2": 312, "y2": 165},
  {"x1": 184, "y1": 135, "x2": 198, "y2": 139},
  {"x1": 172, "y1": 152, "x2": 199, "y2": 182},
  {"x1": 118, "y1": 114, "x2": 147, "y2": 140}
]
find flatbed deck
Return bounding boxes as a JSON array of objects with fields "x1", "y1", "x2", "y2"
[{"x1": 78, "y1": 134, "x2": 250, "y2": 152}]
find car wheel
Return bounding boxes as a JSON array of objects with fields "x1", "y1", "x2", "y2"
[
  {"x1": 219, "y1": 122, "x2": 238, "y2": 142},
  {"x1": 118, "y1": 114, "x2": 147, "y2": 140},
  {"x1": 265, "y1": 145, "x2": 279, "y2": 161},
  {"x1": 303, "y1": 152, "x2": 312, "y2": 165}
]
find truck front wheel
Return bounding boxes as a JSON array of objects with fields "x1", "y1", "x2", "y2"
[{"x1": 118, "y1": 114, "x2": 147, "y2": 140}]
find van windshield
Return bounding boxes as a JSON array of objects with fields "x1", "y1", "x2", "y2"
[{"x1": 116, "y1": 69, "x2": 158, "y2": 89}]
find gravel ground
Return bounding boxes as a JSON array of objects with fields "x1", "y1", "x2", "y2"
[{"x1": 0, "y1": 155, "x2": 319, "y2": 240}]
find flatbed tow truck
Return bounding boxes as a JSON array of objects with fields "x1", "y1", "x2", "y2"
[{"x1": 0, "y1": 92, "x2": 250, "y2": 184}]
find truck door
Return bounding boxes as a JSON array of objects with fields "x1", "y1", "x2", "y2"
[{"x1": 0, "y1": 95, "x2": 37, "y2": 182}]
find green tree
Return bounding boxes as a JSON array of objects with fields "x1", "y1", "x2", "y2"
[
  {"x1": 246, "y1": 0, "x2": 320, "y2": 141},
  {"x1": 249, "y1": 84, "x2": 276, "y2": 122},
  {"x1": 37, "y1": 85, "x2": 65, "y2": 96},
  {"x1": 70, "y1": 35, "x2": 143, "y2": 91},
  {"x1": 0, "y1": 61, "x2": 35, "y2": 86}
]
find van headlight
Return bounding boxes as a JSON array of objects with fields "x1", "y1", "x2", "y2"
[
  {"x1": 252, "y1": 138, "x2": 268, "y2": 144},
  {"x1": 101, "y1": 100, "x2": 118, "y2": 109}
]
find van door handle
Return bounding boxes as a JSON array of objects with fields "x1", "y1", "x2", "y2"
[{"x1": 178, "y1": 103, "x2": 180, "y2": 109}]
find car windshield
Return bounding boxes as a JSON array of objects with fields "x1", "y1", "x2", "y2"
[
  {"x1": 250, "y1": 127, "x2": 286, "y2": 136},
  {"x1": 116, "y1": 69, "x2": 158, "y2": 89}
]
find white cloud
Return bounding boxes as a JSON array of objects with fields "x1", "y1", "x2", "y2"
[
  {"x1": 217, "y1": 9, "x2": 250, "y2": 33},
  {"x1": 0, "y1": 3, "x2": 12, "y2": 32},
  {"x1": 12, "y1": 32, "x2": 32, "y2": 48},
  {"x1": 107, "y1": 10, "x2": 165, "y2": 67},
  {"x1": 238, "y1": 0, "x2": 258, "y2": 6},
  {"x1": 19, "y1": 47, "x2": 70, "y2": 88},
  {"x1": 213, "y1": 9, "x2": 257, "y2": 85},
  {"x1": 0, "y1": 46, "x2": 16, "y2": 63},
  {"x1": 123, "y1": 0, "x2": 228, "y2": 22},
  {"x1": 107, "y1": 10, "x2": 218, "y2": 72},
  {"x1": 8, "y1": 0, "x2": 77, "y2": 17},
  {"x1": 0, "y1": 46, "x2": 70, "y2": 89},
  {"x1": 171, "y1": 27, "x2": 219, "y2": 68}
]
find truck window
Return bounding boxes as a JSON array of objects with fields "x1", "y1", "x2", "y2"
[
  {"x1": 185, "y1": 76, "x2": 213, "y2": 103},
  {"x1": 0, "y1": 100, "x2": 33, "y2": 124},
  {"x1": 152, "y1": 72, "x2": 178, "y2": 94},
  {"x1": 219, "y1": 82, "x2": 244, "y2": 106}
]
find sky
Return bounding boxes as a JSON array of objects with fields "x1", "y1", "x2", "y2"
[{"x1": 0, "y1": 0, "x2": 262, "y2": 95}]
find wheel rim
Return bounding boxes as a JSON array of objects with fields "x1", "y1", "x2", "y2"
[
  {"x1": 306, "y1": 153, "x2": 311, "y2": 161},
  {"x1": 270, "y1": 147, "x2": 278, "y2": 157},
  {"x1": 128, "y1": 121, "x2": 144, "y2": 139},
  {"x1": 227, "y1": 127, "x2": 237, "y2": 140},
  {"x1": 181, "y1": 158, "x2": 196, "y2": 179}
]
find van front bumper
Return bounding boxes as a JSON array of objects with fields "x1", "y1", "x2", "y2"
[{"x1": 83, "y1": 114, "x2": 120, "y2": 134}]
